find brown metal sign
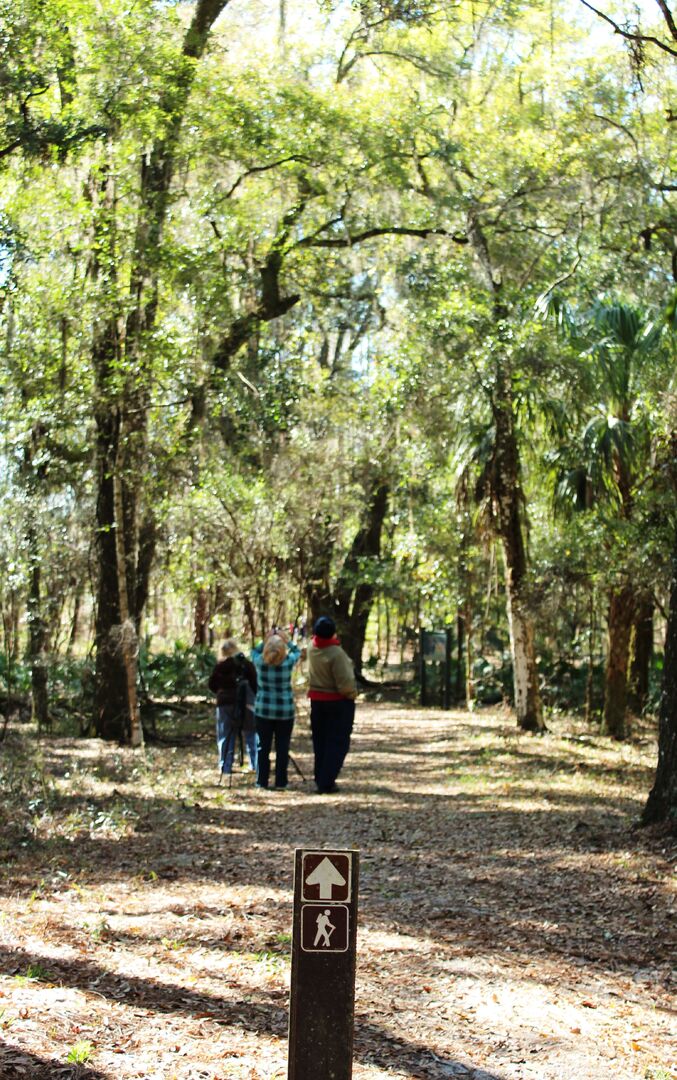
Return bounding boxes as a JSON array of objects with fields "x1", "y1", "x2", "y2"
[{"x1": 288, "y1": 848, "x2": 359, "y2": 1080}]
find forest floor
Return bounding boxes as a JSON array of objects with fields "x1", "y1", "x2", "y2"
[{"x1": 0, "y1": 700, "x2": 675, "y2": 1080}]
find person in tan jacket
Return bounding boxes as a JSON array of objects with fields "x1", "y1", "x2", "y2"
[{"x1": 307, "y1": 616, "x2": 357, "y2": 794}]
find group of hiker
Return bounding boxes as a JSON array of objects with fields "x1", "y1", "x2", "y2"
[{"x1": 208, "y1": 616, "x2": 357, "y2": 795}]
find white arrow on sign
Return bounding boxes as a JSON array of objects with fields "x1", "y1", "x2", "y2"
[{"x1": 305, "y1": 857, "x2": 347, "y2": 899}]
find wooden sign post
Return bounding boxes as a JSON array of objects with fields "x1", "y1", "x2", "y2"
[{"x1": 288, "y1": 848, "x2": 359, "y2": 1080}]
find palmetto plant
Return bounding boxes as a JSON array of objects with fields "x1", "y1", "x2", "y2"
[
  {"x1": 545, "y1": 297, "x2": 666, "y2": 737},
  {"x1": 552, "y1": 302, "x2": 659, "y2": 510}
]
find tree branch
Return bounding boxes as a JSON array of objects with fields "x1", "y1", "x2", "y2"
[
  {"x1": 295, "y1": 224, "x2": 468, "y2": 248},
  {"x1": 533, "y1": 239, "x2": 583, "y2": 305},
  {"x1": 578, "y1": 0, "x2": 677, "y2": 57},
  {"x1": 338, "y1": 47, "x2": 454, "y2": 82},
  {"x1": 211, "y1": 294, "x2": 301, "y2": 372},
  {"x1": 655, "y1": 0, "x2": 677, "y2": 42},
  {"x1": 0, "y1": 139, "x2": 22, "y2": 160},
  {"x1": 213, "y1": 156, "x2": 312, "y2": 203}
]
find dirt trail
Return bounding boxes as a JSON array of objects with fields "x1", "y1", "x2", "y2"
[{"x1": 0, "y1": 703, "x2": 674, "y2": 1079}]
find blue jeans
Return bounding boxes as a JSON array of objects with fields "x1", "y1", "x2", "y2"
[
  {"x1": 310, "y1": 699, "x2": 355, "y2": 792},
  {"x1": 255, "y1": 716, "x2": 294, "y2": 788},
  {"x1": 216, "y1": 705, "x2": 257, "y2": 774}
]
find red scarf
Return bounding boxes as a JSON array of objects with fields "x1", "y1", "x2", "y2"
[{"x1": 309, "y1": 635, "x2": 345, "y2": 700}]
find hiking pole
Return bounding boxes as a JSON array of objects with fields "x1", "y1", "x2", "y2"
[
  {"x1": 289, "y1": 753, "x2": 306, "y2": 782},
  {"x1": 218, "y1": 725, "x2": 240, "y2": 788}
]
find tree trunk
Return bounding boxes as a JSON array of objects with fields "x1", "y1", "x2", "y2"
[
  {"x1": 628, "y1": 593, "x2": 654, "y2": 715},
  {"x1": 585, "y1": 586, "x2": 596, "y2": 723},
  {"x1": 385, "y1": 599, "x2": 391, "y2": 666},
  {"x1": 345, "y1": 579, "x2": 378, "y2": 675},
  {"x1": 93, "y1": 407, "x2": 129, "y2": 741},
  {"x1": 26, "y1": 520, "x2": 49, "y2": 729},
  {"x1": 113, "y1": 465, "x2": 143, "y2": 748},
  {"x1": 504, "y1": 581, "x2": 542, "y2": 728},
  {"x1": 642, "y1": 546, "x2": 677, "y2": 825},
  {"x1": 90, "y1": 1, "x2": 230, "y2": 740},
  {"x1": 334, "y1": 480, "x2": 389, "y2": 673},
  {"x1": 492, "y1": 371, "x2": 545, "y2": 732},
  {"x1": 194, "y1": 588, "x2": 209, "y2": 646},
  {"x1": 135, "y1": 512, "x2": 157, "y2": 636},
  {"x1": 602, "y1": 584, "x2": 635, "y2": 739},
  {"x1": 89, "y1": 139, "x2": 131, "y2": 741},
  {"x1": 465, "y1": 208, "x2": 543, "y2": 731},
  {"x1": 304, "y1": 515, "x2": 336, "y2": 624},
  {"x1": 465, "y1": 600, "x2": 475, "y2": 709},
  {"x1": 456, "y1": 610, "x2": 465, "y2": 702},
  {"x1": 67, "y1": 584, "x2": 83, "y2": 656}
]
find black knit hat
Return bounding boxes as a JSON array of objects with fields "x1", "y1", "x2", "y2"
[{"x1": 313, "y1": 616, "x2": 336, "y2": 639}]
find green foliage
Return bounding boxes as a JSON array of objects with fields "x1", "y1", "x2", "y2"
[
  {"x1": 66, "y1": 1041, "x2": 94, "y2": 1064},
  {"x1": 0, "y1": 654, "x2": 31, "y2": 695},
  {"x1": 0, "y1": 0, "x2": 675, "y2": 740},
  {"x1": 140, "y1": 645, "x2": 216, "y2": 701},
  {"x1": 15, "y1": 963, "x2": 50, "y2": 982}
]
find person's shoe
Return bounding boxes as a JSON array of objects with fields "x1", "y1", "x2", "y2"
[
  {"x1": 274, "y1": 784, "x2": 288, "y2": 791},
  {"x1": 316, "y1": 782, "x2": 340, "y2": 794}
]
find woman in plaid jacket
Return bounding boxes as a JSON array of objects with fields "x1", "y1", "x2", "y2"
[{"x1": 251, "y1": 631, "x2": 301, "y2": 789}]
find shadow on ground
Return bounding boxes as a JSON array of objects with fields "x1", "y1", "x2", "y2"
[{"x1": 0, "y1": 944, "x2": 506, "y2": 1079}]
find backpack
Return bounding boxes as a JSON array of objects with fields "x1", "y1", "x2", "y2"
[{"x1": 232, "y1": 654, "x2": 255, "y2": 731}]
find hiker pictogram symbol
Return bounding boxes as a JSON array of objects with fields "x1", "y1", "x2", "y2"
[
  {"x1": 313, "y1": 909, "x2": 335, "y2": 946},
  {"x1": 300, "y1": 903, "x2": 349, "y2": 952},
  {"x1": 302, "y1": 852, "x2": 351, "y2": 902}
]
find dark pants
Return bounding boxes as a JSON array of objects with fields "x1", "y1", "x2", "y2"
[
  {"x1": 256, "y1": 716, "x2": 294, "y2": 788},
  {"x1": 310, "y1": 698, "x2": 355, "y2": 793}
]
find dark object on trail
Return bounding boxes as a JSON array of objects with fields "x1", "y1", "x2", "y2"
[
  {"x1": 233, "y1": 654, "x2": 254, "y2": 731},
  {"x1": 219, "y1": 654, "x2": 255, "y2": 787}
]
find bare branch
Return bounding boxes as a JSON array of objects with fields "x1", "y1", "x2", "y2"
[
  {"x1": 578, "y1": 0, "x2": 677, "y2": 57},
  {"x1": 592, "y1": 112, "x2": 640, "y2": 153},
  {"x1": 338, "y1": 47, "x2": 454, "y2": 82},
  {"x1": 212, "y1": 156, "x2": 312, "y2": 203},
  {"x1": 533, "y1": 236, "x2": 583, "y2": 302},
  {"x1": 235, "y1": 370, "x2": 260, "y2": 395}
]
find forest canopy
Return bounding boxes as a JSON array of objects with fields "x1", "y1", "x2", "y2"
[{"x1": 0, "y1": 0, "x2": 676, "y2": 813}]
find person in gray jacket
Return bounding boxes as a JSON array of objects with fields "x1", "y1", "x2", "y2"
[{"x1": 307, "y1": 616, "x2": 357, "y2": 794}]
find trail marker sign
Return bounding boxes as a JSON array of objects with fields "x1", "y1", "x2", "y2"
[
  {"x1": 288, "y1": 848, "x2": 359, "y2": 1080},
  {"x1": 302, "y1": 852, "x2": 351, "y2": 902},
  {"x1": 301, "y1": 903, "x2": 350, "y2": 952}
]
